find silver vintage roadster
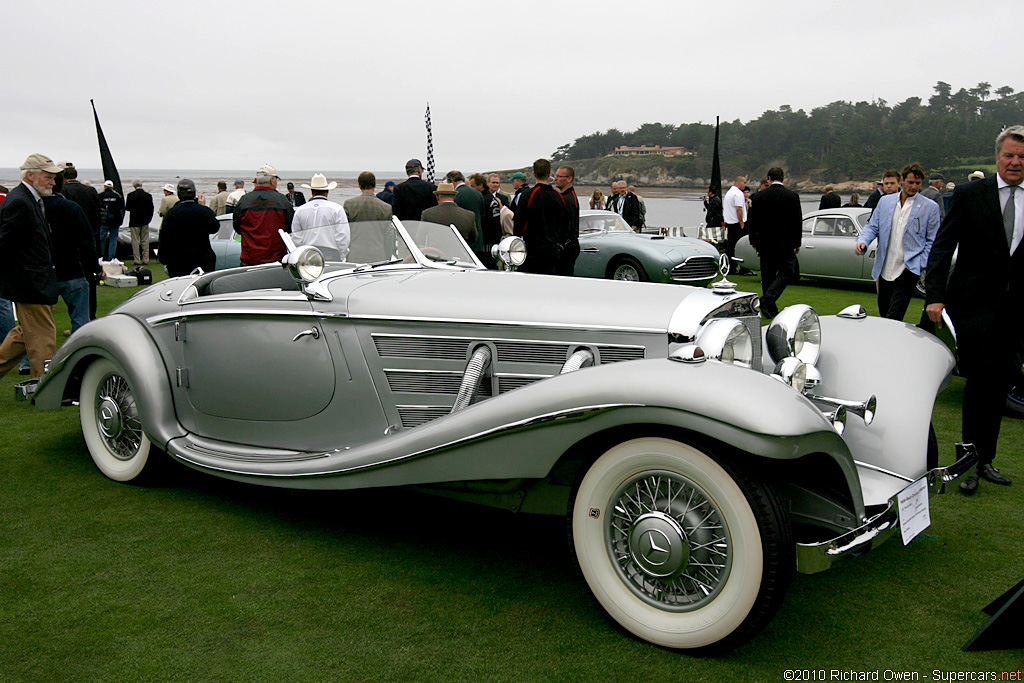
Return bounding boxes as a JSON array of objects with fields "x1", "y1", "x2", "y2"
[{"x1": 34, "y1": 217, "x2": 975, "y2": 652}]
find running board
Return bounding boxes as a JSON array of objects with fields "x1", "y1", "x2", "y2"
[{"x1": 168, "y1": 433, "x2": 336, "y2": 464}]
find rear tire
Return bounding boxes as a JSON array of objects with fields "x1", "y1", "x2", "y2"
[
  {"x1": 80, "y1": 358, "x2": 156, "y2": 483},
  {"x1": 568, "y1": 437, "x2": 793, "y2": 652}
]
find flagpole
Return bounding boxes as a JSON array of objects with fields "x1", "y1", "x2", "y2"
[{"x1": 91, "y1": 99, "x2": 123, "y2": 196}]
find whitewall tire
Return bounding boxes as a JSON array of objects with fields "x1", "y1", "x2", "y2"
[
  {"x1": 569, "y1": 437, "x2": 792, "y2": 651},
  {"x1": 80, "y1": 358, "x2": 154, "y2": 482}
]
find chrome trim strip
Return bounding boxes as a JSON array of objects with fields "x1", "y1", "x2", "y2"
[
  {"x1": 852, "y1": 460, "x2": 915, "y2": 484},
  {"x1": 796, "y1": 444, "x2": 978, "y2": 574},
  {"x1": 373, "y1": 331, "x2": 648, "y2": 349},
  {"x1": 167, "y1": 403, "x2": 642, "y2": 479},
  {"x1": 147, "y1": 308, "x2": 316, "y2": 325},
  {"x1": 360, "y1": 315, "x2": 664, "y2": 334}
]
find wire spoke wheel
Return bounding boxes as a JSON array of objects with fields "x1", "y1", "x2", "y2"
[
  {"x1": 608, "y1": 471, "x2": 731, "y2": 611},
  {"x1": 81, "y1": 358, "x2": 154, "y2": 482},
  {"x1": 569, "y1": 437, "x2": 792, "y2": 651}
]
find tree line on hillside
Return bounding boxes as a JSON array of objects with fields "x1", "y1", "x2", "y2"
[{"x1": 552, "y1": 82, "x2": 1021, "y2": 180}]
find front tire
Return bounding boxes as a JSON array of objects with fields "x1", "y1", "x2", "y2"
[
  {"x1": 80, "y1": 358, "x2": 154, "y2": 482},
  {"x1": 569, "y1": 438, "x2": 792, "y2": 651},
  {"x1": 609, "y1": 256, "x2": 646, "y2": 282}
]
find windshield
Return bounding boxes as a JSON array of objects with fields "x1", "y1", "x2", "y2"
[
  {"x1": 580, "y1": 213, "x2": 632, "y2": 235},
  {"x1": 346, "y1": 219, "x2": 480, "y2": 268}
]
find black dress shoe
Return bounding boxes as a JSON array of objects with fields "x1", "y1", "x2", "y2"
[
  {"x1": 18, "y1": 366, "x2": 31, "y2": 375},
  {"x1": 959, "y1": 472, "x2": 979, "y2": 495},
  {"x1": 978, "y1": 463, "x2": 1012, "y2": 485}
]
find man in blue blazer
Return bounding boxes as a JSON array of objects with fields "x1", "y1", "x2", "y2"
[{"x1": 855, "y1": 162, "x2": 941, "y2": 320}]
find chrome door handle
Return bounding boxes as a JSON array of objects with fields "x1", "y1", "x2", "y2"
[
  {"x1": 804, "y1": 245, "x2": 816, "y2": 249},
  {"x1": 292, "y1": 328, "x2": 320, "y2": 342}
]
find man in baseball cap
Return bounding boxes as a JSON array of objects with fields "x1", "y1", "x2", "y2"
[
  {"x1": 0, "y1": 154, "x2": 63, "y2": 378},
  {"x1": 233, "y1": 163, "x2": 293, "y2": 265}
]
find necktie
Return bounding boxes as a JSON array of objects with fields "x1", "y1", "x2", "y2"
[
  {"x1": 38, "y1": 198, "x2": 46, "y2": 221},
  {"x1": 1005, "y1": 185, "x2": 1018, "y2": 249}
]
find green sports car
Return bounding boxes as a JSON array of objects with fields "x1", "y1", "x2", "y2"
[{"x1": 575, "y1": 210, "x2": 722, "y2": 285}]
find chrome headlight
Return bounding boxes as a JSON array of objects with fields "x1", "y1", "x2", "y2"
[
  {"x1": 284, "y1": 245, "x2": 325, "y2": 282},
  {"x1": 694, "y1": 319, "x2": 753, "y2": 368},
  {"x1": 766, "y1": 304, "x2": 820, "y2": 365},
  {"x1": 491, "y1": 236, "x2": 526, "y2": 270},
  {"x1": 773, "y1": 357, "x2": 807, "y2": 390}
]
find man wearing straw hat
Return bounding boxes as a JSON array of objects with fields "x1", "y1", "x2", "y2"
[
  {"x1": 292, "y1": 173, "x2": 349, "y2": 261},
  {"x1": 158, "y1": 183, "x2": 179, "y2": 218}
]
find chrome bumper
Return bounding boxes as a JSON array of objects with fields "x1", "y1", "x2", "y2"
[{"x1": 796, "y1": 443, "x2": 978, "y2": 574}]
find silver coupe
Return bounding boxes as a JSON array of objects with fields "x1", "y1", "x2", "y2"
[
  {"x1": 34, "y1": 217, "x2": 975, "y2": 653},
  {"x1": 575, "y1": 210, "x2": 721, "y2": 285}
]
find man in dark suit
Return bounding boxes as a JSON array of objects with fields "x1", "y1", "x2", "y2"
[
  {"x1": 448, "y1": 170, "x2": 486, "y2": 258},
  {"x1": 422, "y1": 183, "x2": 477, "y2": 245},
  {"x1": 748, "y1": 166, "x2": 802, "y2": 319},
  {"x1": 60, "y1": 162, "x2": 102, "y2": 319},
  {"x1": 554, "y1": 165, "x2": 580, "y2": 276},
  {"x1": 0, "y1": 154, "x2": 62, "y2": 379},
  {"x1": 513, "y1": 159, "x2": 565, "y2": 275},
  {"x1": 488, "y1": 174, "x2": 511, "y2": 208},
  {"x1": 392, "y1": 158, "x2": 437, "y2": 221},
  {"x1": 926, "y1": 125, "x2": 1024, "y2": 493},
  {"x1": 818, "y1": 186, "x2": 841, "y2": 210}
]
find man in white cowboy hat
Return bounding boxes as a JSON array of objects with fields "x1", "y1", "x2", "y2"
[
  {"x1": 291, "y1": 173, "x2": 349, "y2": 260},
  {"x1": 157, "y1": 183, "x2": 179, "y2": 218}
]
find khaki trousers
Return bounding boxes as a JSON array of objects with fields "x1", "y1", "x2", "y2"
[
  {"x1": 130, "y1": 225, "x2": 150, "y2": 264},
  {"x1": 0, "y1": 303, "x2": 56, "y2": 379}
]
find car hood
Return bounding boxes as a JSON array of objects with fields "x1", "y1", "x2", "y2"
[{"x1": 336, "y1": 268, "x2": 702, "y2": 333}]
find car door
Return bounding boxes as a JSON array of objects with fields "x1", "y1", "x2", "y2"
[
  {"x1": 173, "y1": 287, "x2": 337, "y2": 443},
  {"x1": 801, "y1": 216, "x2": 865, "y2": 280}
]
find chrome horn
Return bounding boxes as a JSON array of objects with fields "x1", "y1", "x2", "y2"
[
  {"x1": 810, "y1": 394, "x2": 876, "y2": 425},
  {"x1": 818, "y1": 404, "x2": 848, "y2": 435}
]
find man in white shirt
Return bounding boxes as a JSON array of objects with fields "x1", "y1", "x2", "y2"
[
  {"x1": 291, "y1": 174, "x2": 349, "y2": 260},
  {"x1": 855, "y1": 162, "x2": 940, "y2": 321},
  {"x1": 225, "y1": 179, "x2": 246, "y2": 215},
  {"x1": 723, "y1": 176, "x2": 748, "y2": 270}
]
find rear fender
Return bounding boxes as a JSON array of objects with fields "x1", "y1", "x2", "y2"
[{"x1": 34, "y1": 315, "x2": 185, "y2": 448}]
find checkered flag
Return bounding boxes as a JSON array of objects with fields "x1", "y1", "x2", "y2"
[{"x1": 424, "y1": 103, "x2": 435, "y2": 184}]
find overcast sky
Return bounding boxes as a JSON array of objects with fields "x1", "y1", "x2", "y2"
[{"x1": 1, "y1": 1, "x2": 1015, "y2": 174}]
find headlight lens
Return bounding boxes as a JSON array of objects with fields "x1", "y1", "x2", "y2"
[
  {"x1": 766, "y1": 304, "x2": 820, "y2": 365},
  {"x1": 773, "y1": 357, "x2": 807, "y2": 390},
  {"x1": 694, "y1": 319, "x2": 753, "y2": 368},
  {"x1": 285, "y1": 245, "x2": 325, "y2": 282},
  {"x1": 492, "y1": 236, "x2": 527, "y2": 269}
]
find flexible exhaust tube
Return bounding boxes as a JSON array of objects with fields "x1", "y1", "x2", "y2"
[
  {"x1": 560, "y1": 349, "x2": 595, "y2": 374},
  {"x1": 451, "y1": 346, "x2": 492, "y2": 414}
]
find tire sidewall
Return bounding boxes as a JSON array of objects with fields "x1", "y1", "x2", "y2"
[
  {"x1": 80, "y1": 357, "x2": 152, "y2": 482},
  {"x1": 571, "y1": 438, "x2": 763, "y2": 649},
  {"x1": 611, "y1": 258, "x2": 643, "y2": 281}
]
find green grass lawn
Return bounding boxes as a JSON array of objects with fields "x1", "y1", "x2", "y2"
[{"x1": 1, "y1": 272, "x2": 1021, "y2": 681}]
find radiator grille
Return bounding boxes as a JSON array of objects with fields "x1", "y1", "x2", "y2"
[
  {"x1": 397, "y1": 406, "x2": 451, "y2": 428},
  {"x1": 671, "y1": 255, "x2": 720, "y2": 281},
  {"x1": 493, "y1": 341, "x2": 568, "y2": 364},
  {"x1": 497, "y1": 376, "x2": 544, "y2": 393},
  {"x1": 597, "y1": 346, "x2": 644, "y2": 363},
  {"x1": 386, "y1": 371, "x2": 463, "y2": 394},
  {"x1": 374, "y1": 335, "x2": 467, "y2": 360}
]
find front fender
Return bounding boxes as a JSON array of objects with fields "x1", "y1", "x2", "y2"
[
  {"x1": 783, "y1": 314, "x2": 955, "y2": 504},
  {"x1": 34, "y1": 314, "x2": 185, "y2": 448}
]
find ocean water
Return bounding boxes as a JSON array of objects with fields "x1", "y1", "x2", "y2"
[{"x1": 0, "y1": 169, "x2": 831, "y2": 230}]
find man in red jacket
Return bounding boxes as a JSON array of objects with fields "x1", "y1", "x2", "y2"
[{"x1": 233, "y1": 164, "x2": 294, "y2": 265}]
